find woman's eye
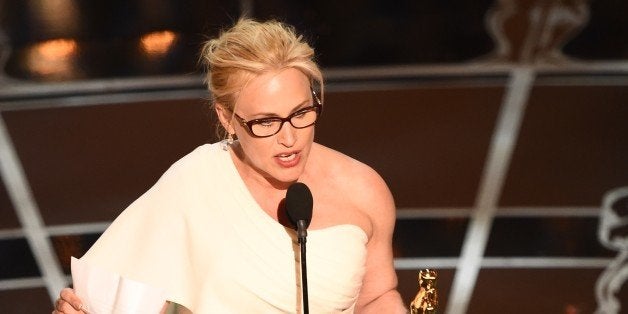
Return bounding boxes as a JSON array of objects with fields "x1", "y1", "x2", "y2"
[
  {"x1": 257, "y1": 119, "x2": 276, "y2": 127},
  {"x1": 293, "y1": 109, "x2": 310, "y2": 118}
]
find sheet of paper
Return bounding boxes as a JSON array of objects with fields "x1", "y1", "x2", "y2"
[{"x1": 71, "y1": 257, "x2": 166, "y2": 314}]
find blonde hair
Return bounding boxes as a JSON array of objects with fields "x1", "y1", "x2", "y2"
[{"x1": 200, "y1": 19, "x2": 324, "y2": 138}]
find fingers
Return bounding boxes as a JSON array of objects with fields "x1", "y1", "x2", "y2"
[
  {"x1": 54, "y1": 299, "x2": 83, "y2": 313},
  {"x1": 54, "y1": 298, "x2": 80, "y2": 313},
  {"x1": 54, "y1": 288, "x2": 84, "y2": 313}
]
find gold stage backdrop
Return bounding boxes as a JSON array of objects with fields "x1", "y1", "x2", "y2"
[{"x1": 0, "y1": 1, "x2": 627, "y2": 313}]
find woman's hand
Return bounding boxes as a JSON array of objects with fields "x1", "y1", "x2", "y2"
[{"x1": 52, "y1": 288, "x2": 84, "y2": 313}]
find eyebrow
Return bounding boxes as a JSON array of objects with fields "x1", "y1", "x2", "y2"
[{"x1": 247, "y1": 98, "x2": 312, "y2": 119}]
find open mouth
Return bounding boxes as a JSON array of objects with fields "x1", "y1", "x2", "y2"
[{"x1": 277, "y1": 152, "x2": 297, "y2": 162}]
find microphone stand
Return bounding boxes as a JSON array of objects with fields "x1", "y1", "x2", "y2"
[{"x1": 297, "y1": 220, "x2": 309, "y2": 314}]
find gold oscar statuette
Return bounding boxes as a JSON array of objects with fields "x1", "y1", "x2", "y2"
[{"x1": 409, "y1": 269, "x2": 438, "y2": 314}]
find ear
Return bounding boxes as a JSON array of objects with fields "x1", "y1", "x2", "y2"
[{"x1": 215, "y1": 103, "x2": 235, "y2": 134}]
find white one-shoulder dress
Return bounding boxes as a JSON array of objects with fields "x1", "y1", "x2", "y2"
[{"x1": 81, "y1": 143, "x2": 368, "y2": 313}]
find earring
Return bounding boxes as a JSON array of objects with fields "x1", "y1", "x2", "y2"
[{"x1": 221, "y1": 133, "x2": 235, "y2": 151}]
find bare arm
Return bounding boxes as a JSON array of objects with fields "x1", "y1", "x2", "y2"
[{"x1": 354, "y1": 172, "x2": 407, "y2": 313}]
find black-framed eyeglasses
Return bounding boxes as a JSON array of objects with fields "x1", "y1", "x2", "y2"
[{"x1": 233, "y1": 90, "x2": 323, "y2": 138}]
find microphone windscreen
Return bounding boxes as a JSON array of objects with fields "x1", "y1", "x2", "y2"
[{"x1": 285, "y1": 182, "x2": 313, "y2": 228}]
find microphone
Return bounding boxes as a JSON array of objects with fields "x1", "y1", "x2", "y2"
[
  {"x1": 286, "y1": 182, "x2": 313, "y2": 243},
  {"x1": 285, "y1": 182, "x2": 313, "y2": 314}
]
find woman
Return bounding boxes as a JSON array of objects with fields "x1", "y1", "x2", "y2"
[{"x1": 54, "y1": 19, "x2": 406, "y2": 313}]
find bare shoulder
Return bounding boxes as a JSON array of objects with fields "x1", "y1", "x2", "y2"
[
  {"x1": 310, "y1": 143, "x2": 389, "y2": 193},
  {"x1": 307, "y1": 144, "x2": 396, "y2": 234}
]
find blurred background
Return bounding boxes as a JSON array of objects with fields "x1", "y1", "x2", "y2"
[{"x1": 0, "y1": 0, "x2": 627, "y2": 313}]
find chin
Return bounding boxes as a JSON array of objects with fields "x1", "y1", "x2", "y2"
[{"x1": 269, "y1": 168, "x2": 303, "y2": 186}]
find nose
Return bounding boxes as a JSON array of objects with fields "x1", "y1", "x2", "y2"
[{"x1": 276, "y1": 120, "x2": 297, "y2": 147}]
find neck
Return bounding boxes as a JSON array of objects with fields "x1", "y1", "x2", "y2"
[{"x1": 228, "y1": 143, "x2": 298, "y2": 192}]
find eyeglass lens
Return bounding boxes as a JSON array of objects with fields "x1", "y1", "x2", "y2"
[{"x1": 249, "y1": 106, "x2": 319, "y2": 137}]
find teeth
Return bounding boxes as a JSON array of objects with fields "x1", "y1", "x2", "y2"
[{"x1": 278, "y1": 153, "x2": 296, "y2": 161}]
